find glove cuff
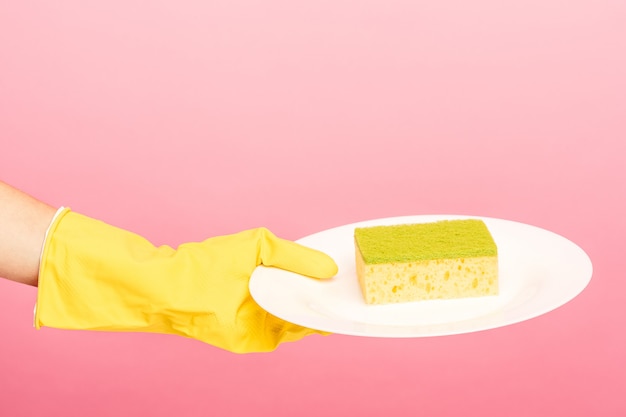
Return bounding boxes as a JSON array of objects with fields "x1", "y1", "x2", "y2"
[
  {"x1": 33, "y1": 209, "x2": 187, "y2": 336},
  {"x1": 34, "y1": 207, "x2": 71, "y2": 329}
]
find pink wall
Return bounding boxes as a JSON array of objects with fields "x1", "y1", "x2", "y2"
[{"x1": 2, "y1": 1, "x2": 625, "y2": 416}]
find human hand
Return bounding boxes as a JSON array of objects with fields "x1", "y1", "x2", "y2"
[{"x1": 35, "y1": 209, "x2": 337, "y2": 353}]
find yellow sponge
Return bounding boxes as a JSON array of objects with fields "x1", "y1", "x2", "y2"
[{"x1": 354, "y1": 219, "x2": 498, "y2": 304}]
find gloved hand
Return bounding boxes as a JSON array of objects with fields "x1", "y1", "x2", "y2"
[{"x1": 34, "y1": 208, "x2": 338, "y2": 353}]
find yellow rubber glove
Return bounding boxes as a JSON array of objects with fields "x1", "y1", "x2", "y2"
[{"x1": 34, "y1": 208, "x2": 338, "y2": 353}]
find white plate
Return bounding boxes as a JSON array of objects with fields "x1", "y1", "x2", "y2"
[{"x1": 249, "y1": 215, "x2": 593, "y2": 337}]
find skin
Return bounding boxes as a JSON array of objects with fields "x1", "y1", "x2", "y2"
[{"x1": 0, "y1": 181, "x2": 57, "y2": 286}]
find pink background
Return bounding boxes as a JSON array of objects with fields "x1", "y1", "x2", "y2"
[{"x1": 1, "y1": 1, "x2": 625, "y2": 416}]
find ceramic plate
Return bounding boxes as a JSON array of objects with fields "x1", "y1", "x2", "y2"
[{"x1": 249, "y1": 215, "x2": 592, "y2": 337}]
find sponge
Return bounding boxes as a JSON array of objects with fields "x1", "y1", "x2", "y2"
[{"x1": 354, "y1": 219, "x2": 498, "y2": 304}]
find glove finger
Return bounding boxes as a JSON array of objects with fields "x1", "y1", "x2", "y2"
[
  {"x1": 263, "y1": 312, "x2": 332, "y2": 350},
  {"x1": 256, "y1": 228, "x2": 338, "y2": 279}
]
